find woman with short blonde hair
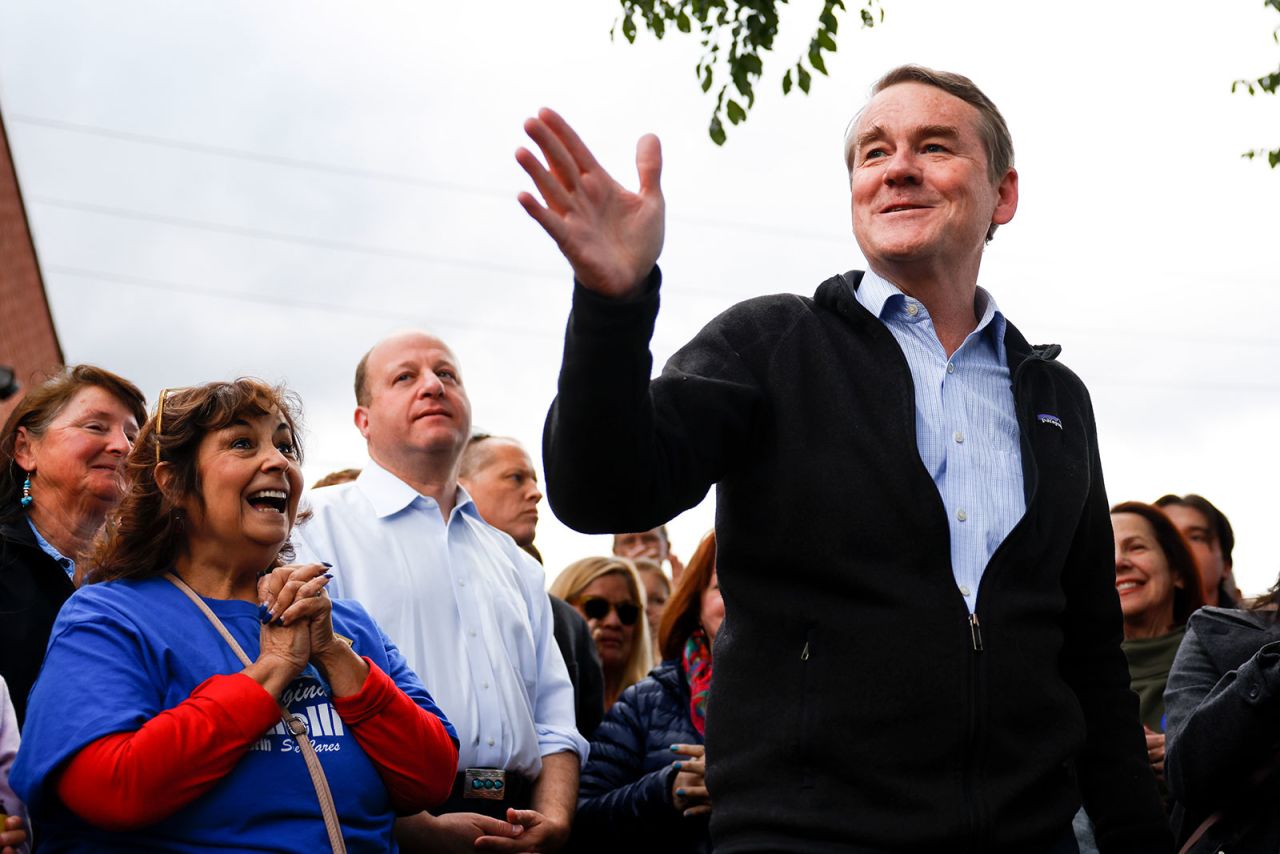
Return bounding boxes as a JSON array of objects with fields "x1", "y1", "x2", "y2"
[{"x1": 550, "y1": 556, "x2": 652, "y2": 711}]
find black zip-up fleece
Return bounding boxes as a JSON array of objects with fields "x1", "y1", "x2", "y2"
[{"x1": 545, "y1": 269, "x2": 1172, "y2": 853}]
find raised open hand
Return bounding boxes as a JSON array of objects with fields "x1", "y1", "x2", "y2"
[{"x1": 517, "y1": 108, "x2": 664, "y2": 298}]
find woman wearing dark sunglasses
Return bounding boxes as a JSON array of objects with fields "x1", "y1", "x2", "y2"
[
  {"x1": 568, "y1": 530, "x2": 721, "y2": 854},
  {"x1": 550, "y1": 556, "x2": 653, "y2": 712}
]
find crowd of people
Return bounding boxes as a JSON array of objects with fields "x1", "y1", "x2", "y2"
[{"x1": 0, "y1": 64, "x2": 1275, "y2": 853}]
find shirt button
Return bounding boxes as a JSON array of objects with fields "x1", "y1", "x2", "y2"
[
  {"x1": 960, "y1": 585, "x2": 971, "y2": 596},
  {"x1": 906, "y1": 303, "x2": 919, "y2": 317},
  {"x1": 956, "y1": 509, "x2": 968, "y2": 522},
  {"x1": 458, "y1": 579, "x2": 466, "y2": 587},
  {"x1": 946, "y1": 362, "x2": 956, "y2": 374},
  {"x1": 469, "y1": 630, "x2": 477, "y2": 638},
  {"x1": 487, "y1": 737, "x2": 495, "y2": 747},
  {"x1": 953, "y1": 431, "x2": 964, "y2": 444},
  {"x1": 482, "y1": 681, "x2": 490, "y2": 690}
]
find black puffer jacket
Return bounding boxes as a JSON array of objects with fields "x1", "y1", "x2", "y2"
[{"x1": 572, "y1": 659, "x2": 709, "y2": 854}]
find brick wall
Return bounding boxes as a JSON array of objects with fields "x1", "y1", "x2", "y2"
[{"x1": 0, "y1": 109, "x2": 63, "y2": 424}]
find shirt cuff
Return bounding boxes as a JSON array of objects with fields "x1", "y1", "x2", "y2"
[{"x1": 537, "y1": 724, "x2": 591, "y2": 769}]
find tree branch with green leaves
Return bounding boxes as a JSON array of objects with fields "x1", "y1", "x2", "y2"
[
  {"x1": 613, "y1": 0, "x2": 883, "y2": 145},
  {"x1": 1233, "y1": 0, "x2": 1279, "y2": 167}
]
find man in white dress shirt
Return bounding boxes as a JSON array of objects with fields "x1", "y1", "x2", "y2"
[{"x1": 294, "y1": 331, "x2": 585, "y2": 853}]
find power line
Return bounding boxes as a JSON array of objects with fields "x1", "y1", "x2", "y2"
[
  {"x1": 28, "y1": 195, "x2": 743, "y2": 302},
  {"x1": 44, "y1": 264, "x2": 564, "y2": 342},
  {"x1": 9, "y1": 113, "x2": 852, "y2": 244},
  {"x1": 9, "y1": 113, "x2": 510, "y2": 199},
  {"x1": 31, "y1": 195, "x2": 566, "y2": 280}
]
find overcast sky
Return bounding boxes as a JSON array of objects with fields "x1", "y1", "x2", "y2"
[{"x1": 1, "y1": 1, "x2": 1277, "y2": 593}]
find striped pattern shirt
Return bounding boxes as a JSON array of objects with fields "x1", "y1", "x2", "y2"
[{"x1": 852, "y1": 269, "x2": 1026, "y2": 613}]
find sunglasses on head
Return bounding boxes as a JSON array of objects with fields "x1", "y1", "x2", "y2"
[{"x1": 578, "y1": 596, "x2": 642, "y2": 626}]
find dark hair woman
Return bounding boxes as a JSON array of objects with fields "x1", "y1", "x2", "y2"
[
  {"x1": 0, "y1": 364, "x2": 146, "y2": 727},
  {"x1": 1111, "y1": 500, "x2": 1204, "y2": 788},
  {"x1": 10, "y1": 380, "x2": 458, "y2": 852},
  {"x1": 1164, "y1": 568, "x2": 1280, "y2": 851},
  {"x1": 571, "y1": 530, "x2": 723, "y2": 854}
]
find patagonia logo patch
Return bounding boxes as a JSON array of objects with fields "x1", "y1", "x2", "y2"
[{"x1": 1037, "y1": 414, "x2": 1063, "y2": 430}]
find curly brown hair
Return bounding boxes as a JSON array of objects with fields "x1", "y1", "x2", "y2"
[
  {"x1": 0, "y1": 364, "x2": 147, "y2": 525},
  {"x1": 90, "y1": 379, "x2": 303, "y2": 582}
]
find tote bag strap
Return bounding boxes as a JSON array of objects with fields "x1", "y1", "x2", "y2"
[{"x1": 164, "y1": 572, "x2": 347, "y2": 854}]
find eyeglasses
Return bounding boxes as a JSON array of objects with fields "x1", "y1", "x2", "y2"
[
  {"x1": 577, "y1": 596, "x2": 641, "y2": 626},
  {"x1": 153, "y1": 386, "x2": 192, "y2": 464}
]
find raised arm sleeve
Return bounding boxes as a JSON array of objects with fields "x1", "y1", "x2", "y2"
[{"x1": 544, "y1": 272, "x2": 764, "y2": 534}]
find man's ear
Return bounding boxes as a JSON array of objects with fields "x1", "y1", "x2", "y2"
[
  {"x1": 992, "y1": 167, "x2": 1018, "y2": 227},
  {"x1": 12, "y1": 426, "x2": 37, "y2": 472},
  {"x1": 354, "y1": 406, "x2": 371, "y2": 440}
]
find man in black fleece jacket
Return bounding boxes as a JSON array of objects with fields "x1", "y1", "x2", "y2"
[{"x1": 516, "y1": 65, "x2": 1172, "y2": 853}]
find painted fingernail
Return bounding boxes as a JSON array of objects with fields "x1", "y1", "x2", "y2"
[
  {"x1": 322, "y1": 572, "x2": 333, "y2": 580},
  {"x1": 673, "y1": 761, "x2": 683, "y2": 770},
  {"x1": 258, "y1": 604, "x2": 272, "y2": 624},
  {"x1": 669, "y1": 745, "x2": 679, "y2": 752},
  {"x1": 321, "y1": 562, "x2": 333, "y2": 568},
  {"x1": 676, "y1": 788, "x2": 686, "y2": 796}
]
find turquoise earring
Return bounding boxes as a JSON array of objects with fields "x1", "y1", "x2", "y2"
[{"x1": 20, "y1": 474, "x2": 32, "y2": 509}]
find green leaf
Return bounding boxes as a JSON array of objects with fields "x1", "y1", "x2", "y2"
[
  {"x1": 701, "y1": 63, "x2": 713, "y2": 92},
  {"x1": 741, "y1": 53, "x2": 763, "y2": 75},
  {"x1": 817, "y1": 29, "x2": 837, "y2": 51},
  {"x1": 797, "y1": 64, "x2": 812, "y2": 93},
  {"x1": 622, "y1": 13, "x2": 637, "y2": 43},
  {"x1": 820, "y1": 11, "x2": 839, "y2": 33},
  {"x1": 809, "y1": 44, "x2": 828, "y2": 75},
  {"x1": 1270, "y1": 149, "x2": 1280, "y2": 168},
  {"x1": 709, "y1": 115, "x2": 727, "y2": 145},
  {"x1": 861, "y1": 8, "x2": 874, "y2": 26},
  {"x1": 726, "y1": 99, "x2": 747, "y2": 124},
  {"x1": 677, "y1": 11, "x2": 692, "y2": 32},
  {"x1": 782, "y1": 69, "x2": 793, "y2": 94}
]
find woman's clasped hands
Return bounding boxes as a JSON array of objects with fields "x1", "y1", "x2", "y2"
[{"x1": 670, "y1": 743, "x2": 710, "y2": 818}]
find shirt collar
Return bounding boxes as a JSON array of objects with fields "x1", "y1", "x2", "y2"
[
  {"x1": 27, "y1": 516, "x2": 76, "y2": 580},
  {"x1": 853, "y1": 267, "x2": 906, "y2": 320},
  {"x1": 853, "y1": 268, "x2": 1007, "y2": 349},
  {"x1": 356, "y1": 457, "x2": 479, "y2": 522}
]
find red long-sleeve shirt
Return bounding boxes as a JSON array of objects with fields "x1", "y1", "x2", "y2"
[{"x1": 58, "y1": 660, "x2": 457, "y2": 830}]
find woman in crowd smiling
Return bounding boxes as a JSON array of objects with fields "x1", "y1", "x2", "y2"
[
  {"x1": 12, "y1": 380, "x2": 457, "y2": 852},
  {"x1": 1112, "y1": 500, "x2": 1204, "y2": 787},
  {"x1": 572, "y1": 530, "x2": 722, "y2": 854},
  {"x1": 551, "y1": 556, "x2": 653, "y2": 712},
  {"x1": 0, "y1": 365, "x2": 146, "y2": 728}
]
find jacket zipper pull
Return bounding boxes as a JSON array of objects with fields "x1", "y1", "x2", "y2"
[
  {"x1": 969, "y1": 614, "x2": 984, "y2": 652},
  {"x1": 800, "y1": 640, "x2": 810, "y2": 661}
]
